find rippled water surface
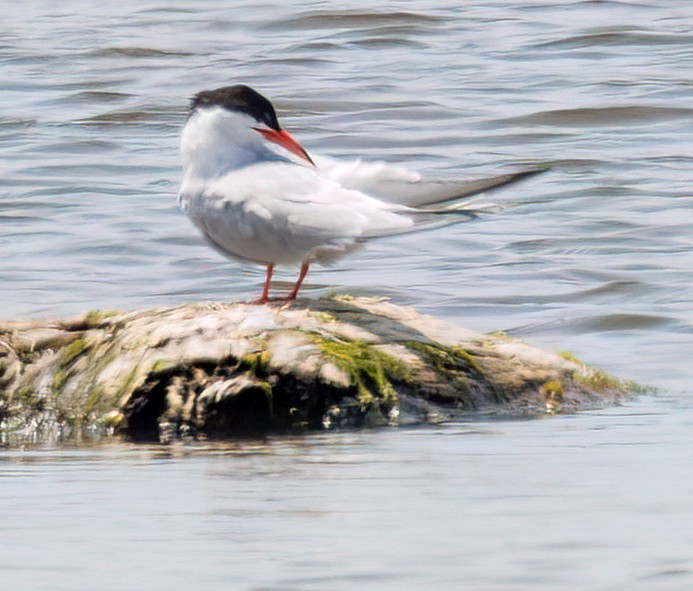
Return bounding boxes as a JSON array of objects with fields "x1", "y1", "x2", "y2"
[{"x1": 2, "y1": 1, "x2": 693, "y2": 589}]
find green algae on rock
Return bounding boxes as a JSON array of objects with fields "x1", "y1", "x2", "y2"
[{"x1": 0, "y1": 296, "x2": 640, "y2": 446}]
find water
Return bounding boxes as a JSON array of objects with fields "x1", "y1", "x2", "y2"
[
  {"x1": 2, "y1": 399, "x2": 692, "y2": 591},
  {"x1": 1, "y1": 1, "x2": 693, "y2": 589}
]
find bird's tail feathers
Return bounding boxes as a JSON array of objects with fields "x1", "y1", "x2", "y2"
[
  {"x1": 362, "y1": 203, "x2": 494, "y2": 239},
  {"x1": 362, "y1": 166, "x2": 547, "y2": 239}
]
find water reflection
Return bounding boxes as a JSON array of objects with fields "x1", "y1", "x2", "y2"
[{"x1": 1, "y1": 397, "x2": 693, "y2": 590}]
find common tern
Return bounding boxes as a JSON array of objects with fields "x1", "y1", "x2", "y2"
[{"x1": 178, "y1": 84, "x2": 543, "y2": 303}]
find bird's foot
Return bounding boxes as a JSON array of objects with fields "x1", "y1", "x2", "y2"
[{"x1": 248, "y1": 296, "x2": 292, "y2": 306}]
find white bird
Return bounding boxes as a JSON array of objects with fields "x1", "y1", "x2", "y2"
[{"x1": 178, "y1": 84, "x2": 543, "y2": 304}]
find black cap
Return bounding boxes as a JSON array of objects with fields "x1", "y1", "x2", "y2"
[{"x1": 190, "y1": 85, "x2": 281, "y2": 131}]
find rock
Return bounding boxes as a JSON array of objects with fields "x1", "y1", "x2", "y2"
[{"x1": 0, "y1": 295, "x2": 641, "y2": 446}]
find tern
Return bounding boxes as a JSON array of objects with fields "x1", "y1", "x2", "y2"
[{"x1": 178, "y1": 84, "x2": 543, "y2": 304}]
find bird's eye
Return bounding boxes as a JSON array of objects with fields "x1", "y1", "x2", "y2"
[{"x1": 262, "y1": 113, "x2": 278, "y2": 130}]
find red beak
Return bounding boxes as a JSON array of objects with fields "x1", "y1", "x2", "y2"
[{"x1": 255, "y1": 128, "x2": 315, "y2": 166}]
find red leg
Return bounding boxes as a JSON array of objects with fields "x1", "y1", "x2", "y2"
[
  {"x1": 252, "y1": 263, "x2": 274, "y2": 304},
  {"x1": 286, "y1": 262, "x2": 309, "y2": 301}
]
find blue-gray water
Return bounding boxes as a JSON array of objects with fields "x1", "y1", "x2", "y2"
[{"x1": 1, "y1": 1, "x2": 692, "y2": 589}]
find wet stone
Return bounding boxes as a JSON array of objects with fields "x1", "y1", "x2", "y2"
[{"x1": 0, "y1": 296, "x2": 642, "y2": 446}]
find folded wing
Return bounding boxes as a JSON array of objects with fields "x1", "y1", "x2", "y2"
[{"x1": 316, "y1": 155, "x2": 547, "y2": 208}]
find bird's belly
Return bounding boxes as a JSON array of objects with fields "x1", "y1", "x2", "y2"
[{"x1": 181, "y1": 194, "x2": 357, "y2": 266}]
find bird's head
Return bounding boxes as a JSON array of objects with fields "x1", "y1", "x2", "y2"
[{"x1": 183, "y1": 84, "x2": 314, "y2": 171}]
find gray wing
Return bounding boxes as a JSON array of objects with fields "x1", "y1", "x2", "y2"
[
  {"x1": 380, "y1": 168, "x2": 548, "y2": 208},
  {"x1": 315, "y1": 156, "x2": 547, "y2": 208}
]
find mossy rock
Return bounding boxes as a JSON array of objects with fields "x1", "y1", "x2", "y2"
[{"x1": 0, "y1": 296, "x2": 643, "y2": 446}]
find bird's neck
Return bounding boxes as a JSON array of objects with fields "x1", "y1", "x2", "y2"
[{"x1": 180, "y1": 108, "x2": 275, "y2": 180}]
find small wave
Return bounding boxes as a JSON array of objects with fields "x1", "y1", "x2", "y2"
[
  {"x1": 262, "y1": 10, "x2": 442, "y2": 31},
  {"x1": 579, "y1": 313, "x2": 676, "y2": 332},
  {"x1": 0, "y1": 118, "x2": 37, "y2": 131},
  {"x1": 502, "y1": 106, "x2": 693, "y2": 127},
  {"x1": 256, "y1": 56, "x2": 336, "y2": 67},
  {"x1": 54, "y1": 90, "x2": 133, "y2": 105},
  {"x1": 76, "y1": 107, "x2": 183, "y2": 126},
  {"x1": 533, "y1": 31, "x2": 693, "y2": 49},
  {"x1": 344, "y1": 36, "x2": 429, "y2": 49},
  {"x1": 512, "y1": 312, "x2": 676, "y2": 336},
  {"x1": 133, "y1": 6, "x2": 197, "y2": 15},
  {"x1": 577, "y1": 280, "x2": 647, "y2": 298},
  {"x1": 89, "y1": 47, "x2": 194, "y2": 58}
]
